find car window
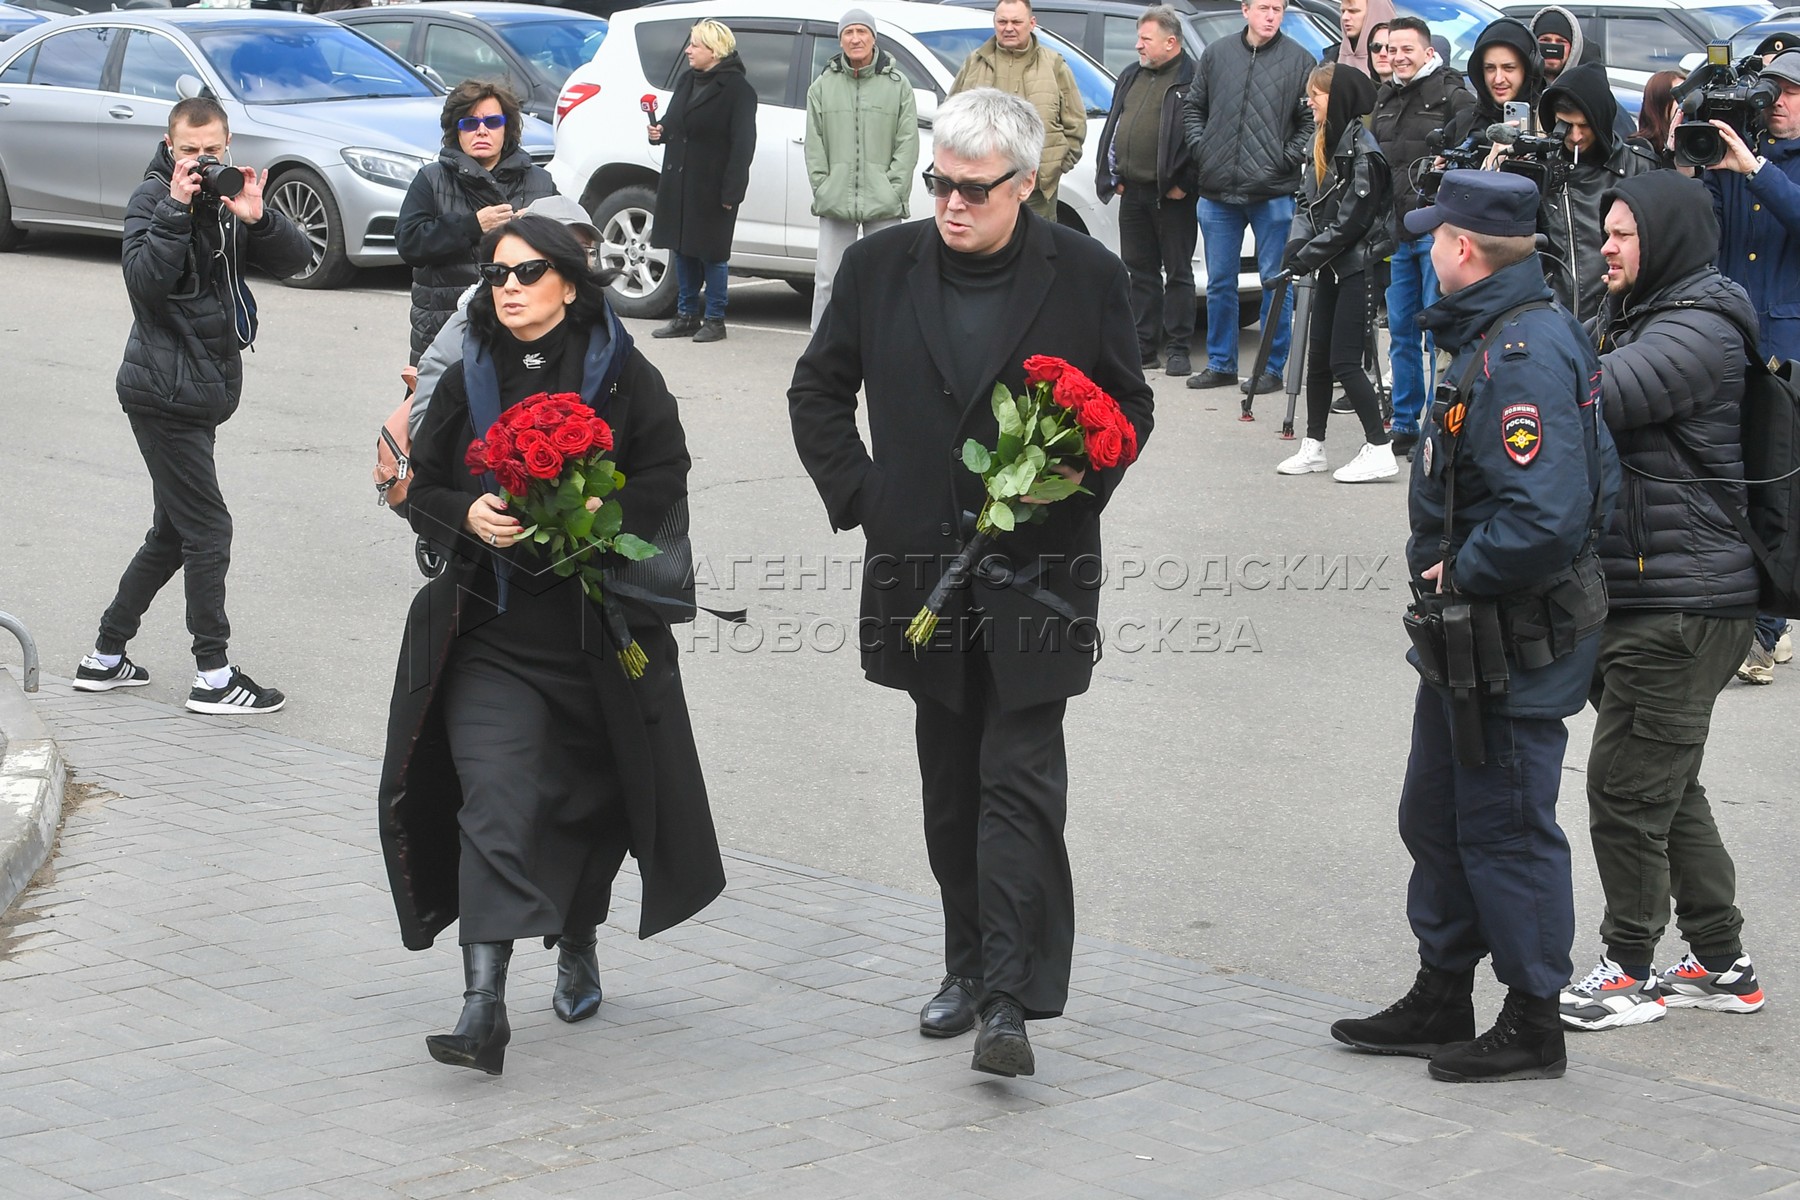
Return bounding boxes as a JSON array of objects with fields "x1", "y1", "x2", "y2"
[
  {"x1": 877, "y1": 36, "x2": 937, "y2": 94},
  {"x1": 192, "y1": 26, "x2": 435, "y2": 103},
  {"x1": 22, "y1": 25, "x2": 113, "y2": 88},
  {"x1": 729, "y1": 28, "x2": 796, "y2": 106},
  {"x1": 913, "y1": 28, "x2": 1112, "y2": 113},
  {"x1": 1185, "y1": 10, "x2": 1335, "y2": 59},
  {"x1": 1393, "y1": 0, "x2": 1507, "y2": 72},
  {"x1": 0, "y1": 43, "x2": 37, "y2": 83},
  {"x1": 350, "y1": 19, "x2": 414, "y2": 61},
  {"x1": 117, "y1": 28, "x2": 196, "y2": 100},
  {"x1": 1035, "y1": 10, "x2": 1088, "y2": 49},
  {"x1": 1603, "y1": 16, "x2": 1687, "y2": 74},
  {"x1": 635, "y1": 18, "x2": 688, "y2": 88},
  {"x1": 1100, "y1": 15, "x2": 1140, "y2": 76},
  {"x1": 423, "y1": 23, "x2": 521, "y2": 92},
  {"x1": 1691, "y1": 5, "x2": 1778, "y2": 42},
  {"x1": 487, "y1": 16, "x2": 606, "y2": 85}
]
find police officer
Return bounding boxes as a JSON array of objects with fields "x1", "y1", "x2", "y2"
[{"x1": 1329, "y1": 170, "x2": 1618, "y2": 1083}]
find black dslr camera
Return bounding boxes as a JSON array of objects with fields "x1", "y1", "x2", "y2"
[
  {"x1": 1673, "y1": 42, "x2": 1780, "y2": 168},
  {"x1": 190, "y1": 154, "x2": 244, "y2": 200}
]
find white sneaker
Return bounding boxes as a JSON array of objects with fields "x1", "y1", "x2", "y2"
[
  {"x1": 1276, "y1": 438, "x2": 1327, "y2": 475},
  {"x1": 1776, "y1": 630, "x2": 1792, "y2": 664},
  {"x1": 1333, "y1": 441, "x2": 1399, "y2": 483}
]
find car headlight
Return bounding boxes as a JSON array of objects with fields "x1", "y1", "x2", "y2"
[{"x1": 341, "y1": 147, "x2": 430, "y2": 189}]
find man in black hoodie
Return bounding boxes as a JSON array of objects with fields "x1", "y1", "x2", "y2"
[
  {"x1": 75, "y1": 98, "x2": 310, "y2": 713},
  {"x1": 1530, "y1": 61, "x2": 1658, "y2": 326},
  {"x1": 1558, "y1": 172, "x2": 1769, "y2": 1032},
  {"x1": 1441, "y1": 18, "x2": 1543, "y2": 154}
]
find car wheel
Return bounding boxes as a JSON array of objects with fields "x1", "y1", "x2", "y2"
[
  {"x1": 268, "y1": 167, "x2": 356, "y2": 289},
  {"x1": 593, "y1": 185, "x2": 674, "y2": 319},
  {"x1": 0, "y1": 169, "x2": 26, "y2": 252},
  {"x1": 786, "y1": 278, "x2": 814, "y2": 297}
]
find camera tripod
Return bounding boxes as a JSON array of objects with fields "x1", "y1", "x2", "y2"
[{"x1": 1241, "y1": 270, "x2": 1405, "y2": 440}]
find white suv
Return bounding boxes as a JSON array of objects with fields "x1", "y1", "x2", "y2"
[{"x1": 550, "y1": 0, "x2": 1249, "y2": 318}]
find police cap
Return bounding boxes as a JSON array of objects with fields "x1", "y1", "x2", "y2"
[{"x1": 1405, "y1": 170, "x2": 1540, "y2": 238}]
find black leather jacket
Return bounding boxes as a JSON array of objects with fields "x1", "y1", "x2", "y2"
[{"x1": 1288, "y1": 125, "x2": 1394, "y2": 280}]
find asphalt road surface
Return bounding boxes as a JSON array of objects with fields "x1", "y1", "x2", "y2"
[{"x1": 4, "y1": 231, "x2": 1798, "y2": 1101}]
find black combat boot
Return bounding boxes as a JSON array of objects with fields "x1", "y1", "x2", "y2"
[
  {"x1": 652, "y1": 312, "x2": 701, "y2": 339},
  {"x1": 692, "y1": 318, "x2": 727, "y2": 343},
  {"x1": 552, "y1": 930, "x2": 603, "y2": 1024},
  {"x1": 1330, "y1": 963, "x2": 1477, "y2": 1058},
  {"x1": 426, "y1": 941, "x2": 513, "y2": 1075},
  {"x1": 1428, "y1": 988, "x2": 1567, "y2": 1082}
]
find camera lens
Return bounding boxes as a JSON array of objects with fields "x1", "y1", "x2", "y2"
[{"x1": 1673, "y1": 124, "x2": 1725, "y2": 169}]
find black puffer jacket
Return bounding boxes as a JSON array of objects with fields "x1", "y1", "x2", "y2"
[
  {"x1": 1288, "y1": 69, "x2": 1392, "y2": 279},
  {"x1": 115, "y1": 144, "x2": 311, "y2": 427},
  {"x1": 1182, "y1": 28, "x2": 1316, "y2": 205},
  {"x1": 396, "y1": 146, "x2": 555, "y2": 363},
  {"x1": 1536, "y1": 62, "x2": 1658, "y2": 325},
  {"x1": 1592, "y1": 171, "x2": 1760, "y2": 613},
  {"x1": 1371, "y1": 59, "x2": 1474, "y2": 238}
]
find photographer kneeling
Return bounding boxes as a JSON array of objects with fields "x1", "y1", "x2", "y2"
[
  {"x1": 75, "y1": 97, "x2": 310, "y2": 713},
  {"x1": 1704, "y1": 48, "x2": 1800, "y2": 681}
]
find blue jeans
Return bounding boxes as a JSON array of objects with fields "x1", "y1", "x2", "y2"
[
  {"x1": 1754, "y1": 613, "x2": 1787, "y2": 652},
  {"x1": 1386, "y1": 236, "x2": 1440, "y2": 435},
  {"x1": 674, "y1": 253, "x2": 729, "y2": 321},
  {"x1": 1197, "y1": 195, "x2": 1294, "y2": 377}
]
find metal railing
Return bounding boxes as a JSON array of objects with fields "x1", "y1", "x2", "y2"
[{"x1": 0, "y1": 611, "x2": 40, "y2": 693}]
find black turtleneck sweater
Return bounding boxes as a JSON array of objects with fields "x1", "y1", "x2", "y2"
[
  {"x1": 495, "y1": 317, "x2": 580, "y2": 407},
  {"x1": 938, "y1": 212, "x2": 1029, "y2": 399}
]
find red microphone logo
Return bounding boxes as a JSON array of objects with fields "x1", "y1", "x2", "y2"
[{"x1": 640, "y1": 93, "x2": 659, "y2": 124}]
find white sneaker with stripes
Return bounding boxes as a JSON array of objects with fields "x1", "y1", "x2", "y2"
[
  {"x1": 185, "y1": 667, "x2": 285, "y2": 715},
  {"x1": 73, "y1": 655, "x2": 149, "y2": 692}
]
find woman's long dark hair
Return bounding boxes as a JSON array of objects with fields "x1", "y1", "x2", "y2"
[
  {"x1": 440, "y1": 78, "x2": 524, "y2": 159},
  {"x1": 467, "y1": 215, "x2": 614, "y2": 341},
  {"x1": 1637, "y1": 70, "x2": 1685, "y2": 157}
]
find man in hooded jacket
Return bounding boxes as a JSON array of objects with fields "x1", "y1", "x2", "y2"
[
  {"x1": 1531, "y1": 62, "x2": 1658, "y2": 326},
  {"x1": 1557, "y1": 172, "x2": 1769, "y2": 1032},
  {"x1": 1441, "y1": 18, "x2": 1544, "y2": 153}
]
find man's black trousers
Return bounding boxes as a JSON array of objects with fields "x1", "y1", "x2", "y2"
[
  {"x1": 96, "y1": 414, "x2": 233, "y2": 671},
  {"x1": 912, "y1": 656, "x2": 1074, "y2": 1020},
  {"x1": 1117, "y1": 181, "x2": 1198, "y2": 361}
]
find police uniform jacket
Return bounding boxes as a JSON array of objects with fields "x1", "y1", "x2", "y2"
[{"x1": 1409, "y1": 256, "x2": 1619, "y2": 719}]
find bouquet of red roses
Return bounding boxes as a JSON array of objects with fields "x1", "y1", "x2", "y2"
[
  {"x1": 905, "y1": 355, "x2": 1139, "y2": 648},
  {"x1": 465, "y1": 391, "x2": 660, "y2": 677}
]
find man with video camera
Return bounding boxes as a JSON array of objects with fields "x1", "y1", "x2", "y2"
[
  {"x1": 1704, "y1": 48, "x2": 1800, "y2": 682},
  {"x1": 75, "y1": 97, "x2": 310, "y2": 713}
]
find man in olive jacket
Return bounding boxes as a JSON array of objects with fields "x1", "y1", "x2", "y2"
[
  {"x1": 789, "y1": 90, "x2": 1152, "y2": 1079},
  {"x1": 950, "y1": 0, "x2": 1086, "y2": 221},
  {"x1": 805, "y1": 8, "x2": 920, "y2": 330},
  {"x1": 1559, "y1": 172, "x2": 1769, "y2": 1033}
]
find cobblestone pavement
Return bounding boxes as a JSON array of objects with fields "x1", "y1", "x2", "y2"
[{"x1": 4, "y1": 687, "x2": 1799, "y2": 1199}]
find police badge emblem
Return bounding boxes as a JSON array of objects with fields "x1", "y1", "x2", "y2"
[
  {"x1": 1421, "y1": 435, "x2": 1434, "y2": 477},
  {"x1": 1501, "y1": 403, "x2": 1542, "y2": 466}
]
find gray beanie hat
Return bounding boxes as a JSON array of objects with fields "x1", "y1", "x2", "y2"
[{"x1": 838, "y1": 8, "x2": 876, "y2": 37}]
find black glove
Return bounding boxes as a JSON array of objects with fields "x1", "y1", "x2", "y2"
[{"x1": 1282, "y1": 238, "x2": 1309, "y2": 274}]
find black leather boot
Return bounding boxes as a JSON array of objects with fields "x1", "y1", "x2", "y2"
[
  {"x1": 919, "y1": 974, "x2": 981, "y2": 1038},
  {"x1": 1330, "y1": 962, "x2": 1477, "y2": 1058},
  {"x1": 426, "y1": 941, "x2": 513, "y2": 1075},
  {"x1": 552, "y1": 930, "x2": 602, "y2": 1024},
  {"x1": 692, "y1": 318, "x2": 727, "y2": 343},
  {"x1": 971, "y1": 993, "x2": 1034, "y2": 1077},
  {"x1": 652, "y1": 312, "x2": 701, "y2": 339},
  {"x1": 1429, "y1": 989, "x2": 1568, "y2": 1082}
]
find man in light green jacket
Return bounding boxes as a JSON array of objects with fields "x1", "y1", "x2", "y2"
[
  {"x1": 949, "y1": 0, "x2": 1086, "y2": 222},
  {"x1": 806, "y1": 9, "x2": 920, "y2": 331}
]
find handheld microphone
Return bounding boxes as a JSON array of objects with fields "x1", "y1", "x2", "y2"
[{"x1": 640, "y1": 94, "x2": 659, "y2": 125}]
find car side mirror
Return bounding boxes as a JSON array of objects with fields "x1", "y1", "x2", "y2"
[
  {"x1": 415, "y1": 63, "x2": 448, "y2": 90},
  {"x1": 175, "y1": 74, "x2": 214, "y2": 101},
  {"x1": 915, "y1": 89, "x2": 937, "y2": 129},
  {"x1": 1678, "y1": 51, "x2": 1706, "y2": 73}
]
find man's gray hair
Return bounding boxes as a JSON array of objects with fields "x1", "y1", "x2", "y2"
[
  {"x1": 1138, "y1": 5, "x2": 1181, "y2": 39},
  {"x1": 931, "y1": 88, "x2": 1045, "y2": 179}
]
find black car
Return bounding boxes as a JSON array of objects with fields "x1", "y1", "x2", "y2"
[{"x1": 332, "y1": 0, "x2": 607, "y2": 122}]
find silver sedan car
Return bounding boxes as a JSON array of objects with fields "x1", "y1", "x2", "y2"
[{"x1": 0, "y1": 9, "x2": 553, "y2": 287}]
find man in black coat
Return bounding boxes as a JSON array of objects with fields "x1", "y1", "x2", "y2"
[
  {"x1": 1558, "y1": 172, "x2": 1769, "y2": 1032},
  {"x1": 789, "y1": 88, "x2": 1154, "y2": 1078},
  {"x1": 1095, "y1": 5, "x2": 1198, "y2": 376},
  {"x1": 76, "y1": 98, "x2": 310, "y2": 713}
]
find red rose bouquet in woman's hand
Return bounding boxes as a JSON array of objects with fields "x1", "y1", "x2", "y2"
[
  {"x1": 466, "y1": 391, "x2": 660, "y2": 677},
  {"x1": 905, "y1": 356, "x2": 1140, "y2": 648}
]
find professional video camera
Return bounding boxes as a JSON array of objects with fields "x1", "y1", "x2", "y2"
[
  {"x1": 1416, "y1": 130, "x2": 1489, "y2": 199},
  {"x1": 1486, "y1": 120, "x2": 1572, "y2": 194},
  {"x1": 1673, "y1": 41, "x2": 1780, "y2": 168}
]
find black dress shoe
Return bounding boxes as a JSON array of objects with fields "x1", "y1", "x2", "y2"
[
  {"x1": 1186, "y1": 368, "x2": 1239, "y2": 390},
  {"x1": 919, "y1": 974, "x2": 981, "y2": 1038},
  {"x1": 1165, "y1": 349, "x2": 1192, "y2": 377},
  {"x1": 971, "y1": 994, "x2": 1034, "y2": 1077},
  {"x1": 552, "y1": 931, "x2": 602, "y2": 1023},
  {"x1": 1240, "y1": 370, "x2": 1284, "y2": 396}
]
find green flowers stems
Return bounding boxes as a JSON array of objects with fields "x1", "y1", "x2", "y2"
[
  {"x1": 904, "y1": 380, "x2": 1090, "y2": 649},
  {"x1": 509, "y1": 456, "x2": 660, "y2": 678}
]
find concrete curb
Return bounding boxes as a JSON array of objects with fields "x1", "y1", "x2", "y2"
[{"x1": 0, "y1": 666, "x2": 64, "y2": 914}]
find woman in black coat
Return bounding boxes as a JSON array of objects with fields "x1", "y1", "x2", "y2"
[
  {"x1": 379, "y1": 215, "x2": 724, "y2": 1076},
  {"x1": 647, "y1": 19, "x2": 757, "y2": 344},
  {"x1": 1276, "y1": 64, "x2": 1397, "y2": 483},
  {"x1": 397, "y1": 80, "x2": 557, "y2": 365}
]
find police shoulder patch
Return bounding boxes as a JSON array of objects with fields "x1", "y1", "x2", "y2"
[{"x1": 1501, "y1": 403, "x2": 1542, "y2": 465}]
